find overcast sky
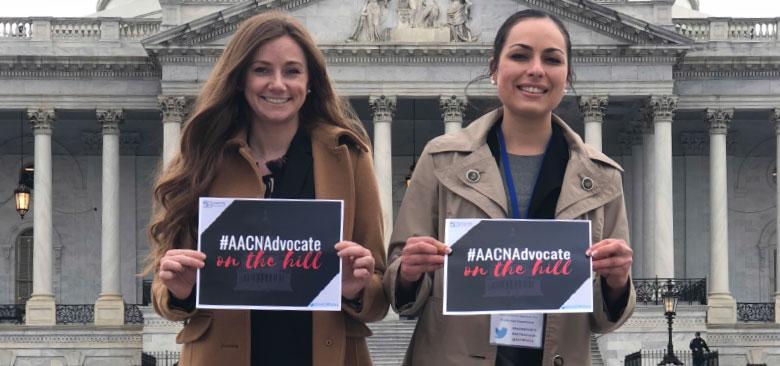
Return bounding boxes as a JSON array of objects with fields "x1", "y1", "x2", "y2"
[{"x1": 2, "y1": 0, "x2": 779, "y2": 18}]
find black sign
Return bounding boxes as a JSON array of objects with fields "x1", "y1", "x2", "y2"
[
  {"x1": 197, "y1": 198, "x2": 343, "y2": 311},
  {"x1": 445, "y1": 219, "x2": 592, "y2": 314}
]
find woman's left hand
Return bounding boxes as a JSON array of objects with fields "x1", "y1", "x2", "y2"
[
  {"x1": 336, "y1": 241, "x2": 375, "y2": 301},
  {"x1": 588, "y1": 238, "x2": 633, "y2": 295}
]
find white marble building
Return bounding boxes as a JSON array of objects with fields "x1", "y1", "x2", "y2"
[{"x1": 0, "y1": 0, "x2": 779, "y2": 365}]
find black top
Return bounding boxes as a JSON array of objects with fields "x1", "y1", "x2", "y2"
[
  {"x1": 488, "y1": 119, "x2": 569, "y2": 366},
  {"x1": 253, "y1": 127, "x2": 315, "y2": 366},
  {"x1": 169, "y1": 128, "x2": 315, "y2": 366}
]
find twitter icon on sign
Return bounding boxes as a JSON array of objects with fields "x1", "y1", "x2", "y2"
[{"x1": 495, "y1": 327, "x2": 508, "y2": 339}]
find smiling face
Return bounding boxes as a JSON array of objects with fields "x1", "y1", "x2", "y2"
[
  {"x1": 243, "y1": 35, "x2": 309, "y2": 128},
  {"x1": 492, "y1": 17, "x2": 569, "y2": 121}
]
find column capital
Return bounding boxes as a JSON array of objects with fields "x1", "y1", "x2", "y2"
[
  {"x1": 96, "y1": 109, "x2": 124, "y2": 135},
  {"x1": 772, "y1": 108, "x2": 780, "y2": 135},
  {"x1": 439, "y1": 95, "x2": 467, "y2": 123},
  {"x1": 157, "y1": 95, "x2": 192, "y2": 124},
  {"x1": 578, "y1": 95, "x2": 608, "y2": 122},
  {"x1": 369, "y1": 95, "x2": 397, "y2": 122},
  {"x1": 27, "y1": 108, "x2": 55, "y2": 135},
  {"x1": 638, "y1": 104, "x2": 655, "y2": 134},
  {"x1": 650, "y1": 95, "x2": 679, "y2": 122},
  {"x1": 706, "y1": 108, "x2": 733, "y2": 135}
]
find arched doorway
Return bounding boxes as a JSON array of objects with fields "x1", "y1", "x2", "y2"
[{"x1": 15, "y1": 228, "x2": 33, "y2": 304}]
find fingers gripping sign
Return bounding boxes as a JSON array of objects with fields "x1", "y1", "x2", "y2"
[
  {"x1": 587, "y1": 238, "x2": 632, "y2": 293},
  {"x1": 159, "y1": 249, "x2": 207, "y2": 300},
  {"x1": 336, "y1": 241, "x2": 376, "y2": 300},
  {"x1": 399, "y1": 236, "x2": 451, "y2": 288}
]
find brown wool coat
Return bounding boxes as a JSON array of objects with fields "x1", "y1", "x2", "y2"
[
  {"x1": 152, "y1": 123, "x2": 388, "y2": 366},
  {"x1": 384, "y1": 109, "x2": 636, "y2": 366}
]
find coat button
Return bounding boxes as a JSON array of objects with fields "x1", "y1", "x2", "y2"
[
  {"x1": 581, "y1": 177, "x2": 593, "y2": 191},
  {"x1": 466, "y1": 169, "x2": 481, "y2": 183},
  {"x1": 553, "y1": 354, "x2": 564, "y2": 366},
  {"x1": 325, "y1": 339, "x2": 333, "y2": 347}
]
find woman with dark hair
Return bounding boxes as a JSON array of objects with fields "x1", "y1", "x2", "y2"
[
  {"x1": 385, "y1": 9, "x2": 635, "y2": 366},
  {"x1": 145, "y1": 11, "x2": 387, "y2": 366}
]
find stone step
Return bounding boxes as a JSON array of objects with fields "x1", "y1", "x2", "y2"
[{"x1": 367, "y1": 318, "x2": 607, "y2": 366}]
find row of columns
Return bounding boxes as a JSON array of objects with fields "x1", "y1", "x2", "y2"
[
  {"x1": 577, "y1": 95, "x2": 763, "y2": 324},
  {"x1": 24, "y1": 108, "x2": 127, "y2": 326},
  {"x1": 21, "y1": 94, "x2": 780, "y2": 326}
]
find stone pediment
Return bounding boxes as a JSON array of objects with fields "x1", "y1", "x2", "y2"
[{"x1": 143, "y1": 0, "x2": 692, "y2": 58}]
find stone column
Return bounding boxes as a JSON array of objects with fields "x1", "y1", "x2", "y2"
[
  {"x1": 642, "y1": 107, "x2": 656, "y2": 278},
  {"x1": 773, "y1": 108, "x2": 780, "y2": 324},
  {"x1": 369, "y1": 95, "x2": 397, "y2": 246},
  {"x1": 158, "y1": 96, "x2": 190, "y2": 167},
  {"x1": 629, "y1": 122, "x2": 645, "y2": 278},
  {"x1": 95, "y1": 109, "x2": 125, "y2": 326},
  {"x1": 705, "y1": 108, "x2": 736, "y2": 324},
  {"x1": 440, "y1": 95, "x2": 466, "y2": 134},
  {"x1": 578, "y1": 96, "x2": 608, "y2": 151},
  {"x1": 651, "y1": 96, "x2": 677, "y2": 278},
  {"x1": 25, "y1": 108, "x2": 56, "y2": 326}
]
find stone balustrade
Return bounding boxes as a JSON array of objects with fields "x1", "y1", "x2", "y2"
[
  {"x1": 675, "y1": 17, "x2": 779, "y2": 41},
  {"x1": 0, "y1": 18, "x2": 33, "y2": 38},
  {"x1": 51, "y1": 19, "x2": 102, "y2": 40},
  {"x1": 674, "y1": 19, "x2": 711, "y2": 41},
  {"x1": 729, "y1": 19, "x2": 778, "y2": 41},
  {"x1": 0, "y1": 17, "x2": 161, "y2": 41},
  {"x1": 120, "y1": 20, "x2": 162, "y2": 40}
]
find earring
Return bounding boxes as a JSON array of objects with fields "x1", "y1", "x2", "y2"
[
  {"x1": 307, "y1": 89, "x2": 312, "y2": 94},
  {"x1": 490, "y1": 78, "x2": 496, "y2": 85}
]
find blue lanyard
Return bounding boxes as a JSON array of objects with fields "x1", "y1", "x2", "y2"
[{"x1": 496, "y1": 126, "x2": 547, "y2": 219}]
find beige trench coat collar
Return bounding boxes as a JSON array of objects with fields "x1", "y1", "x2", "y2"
[{"x1": 425, "y1": 108, "x2": 624, "y2": 221}]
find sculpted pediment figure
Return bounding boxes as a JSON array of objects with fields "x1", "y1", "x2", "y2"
[{"x1": 347, "y1": 0, "x2": 390, "y2": 42}]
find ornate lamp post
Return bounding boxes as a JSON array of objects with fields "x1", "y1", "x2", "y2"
[
  {"x1": 14, "y1": 183, "x2": 30, "y2": 219},
  {"x1": 14, "y1": 111, "x2": 31, "y2": 219},
  {"x1": 660, "y1": 279, "x2": 683, "y2": 365}
]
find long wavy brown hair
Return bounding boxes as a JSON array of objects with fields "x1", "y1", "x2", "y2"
[{"x1": 144, "y1": 11, "x2": 368, "y2": 275}]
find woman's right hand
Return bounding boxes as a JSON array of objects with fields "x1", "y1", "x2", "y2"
[
  {"x1": 398, "y1": 236, "x2": 451, "y2": 289},
  {"x1": 158, "y1": 249, "x2": 206, "y2": 300}
]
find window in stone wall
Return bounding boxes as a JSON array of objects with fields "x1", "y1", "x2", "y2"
[{"x1": 15, "y1": 229, "x2": 33, "y2": 304}]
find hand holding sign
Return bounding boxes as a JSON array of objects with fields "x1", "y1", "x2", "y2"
[
  {"x1": 159, "y1": 249, "x2": 206, "y2": 300},
  {"x1": 588, "y1": 238, "x2": 633, "y2": 301},
  {"x1": 399, "y1": 236, "x2": 452, "y2": 288},
  {"x1": 336, "y1": 241, "x2": 375, "y2": 300}
]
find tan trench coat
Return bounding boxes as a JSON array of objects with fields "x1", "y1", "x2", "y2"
[
  {"x1": 152, "y1": 123, "x2": 388, "y2": 366},
  {"x1": 384, "y1": 109, "x2": 636, "y2": 366}
]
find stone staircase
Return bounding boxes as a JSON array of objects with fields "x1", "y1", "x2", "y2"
[
  {"x1": 366, "y1": 317, "x2": 607, "y2": 366},
  {"x1": 591, "y1": 335, "x2": 604, "y2": 366},
  {"x1": 366, "y1": 317, "x2": 416, "y2": 365}
]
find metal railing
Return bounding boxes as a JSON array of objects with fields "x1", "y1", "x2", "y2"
[
  {"x1": 0, "y1": 304, "x2": 25, "y2": 324},
  {"x1": 625, "y1": 349, "x2": 719, "y2": 366},
  {"x1": 56, "y1": 304, "x2": 95, "y2": 324},
  {"x1": 634, "y1": 277, "x2": 707, "y2": 305},
  {"x1": 737, "y1": 302, "x2": 775, "y2": 322},
  {"x1": 142, "y1": 351, "x2": 180, "y2": 366}
]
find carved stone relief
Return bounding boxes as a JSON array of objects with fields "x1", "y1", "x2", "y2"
[
  {"x1": 446, "y1": 0, "x2": 478, "y2": 42},
  {"x1": 347, "y1": 0, "x2": 390, "y2": 42},
  {"x1": 348, "y1": 0, "x2": 477, "y2": 43}
]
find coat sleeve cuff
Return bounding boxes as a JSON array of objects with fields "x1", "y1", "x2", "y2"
[
  {"x1": 590, "y1": 274, "x2": 636, "y2": 334},
  {"x1": 384, "y1": 257, "x2": 432, "y2": 317}
]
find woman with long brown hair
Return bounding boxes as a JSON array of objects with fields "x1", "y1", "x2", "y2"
[{"x1": 145, "y1": 11, "x2": 387, "y2": 366}]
